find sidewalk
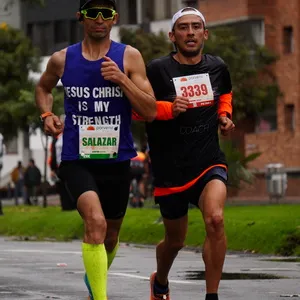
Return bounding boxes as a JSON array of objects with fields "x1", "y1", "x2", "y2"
[{"x1": 0, "y1": 194, "x2": 61, "y2": 207}]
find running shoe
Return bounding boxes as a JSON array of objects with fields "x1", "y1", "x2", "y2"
[{"x1": 150, "y1": 272, "x2": 170, "y2": 300}]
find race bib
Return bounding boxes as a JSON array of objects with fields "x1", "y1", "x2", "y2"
[
  {"x1": 79, "y1": 125, "x2": 120, "y2": 159},
  {"x1": 173, "y1": 73, "x2": 214, "y2": 108}
]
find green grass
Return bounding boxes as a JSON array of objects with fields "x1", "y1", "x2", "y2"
[
  {"x1": 0, "y1": 204, "x2": 299, "y2": 256},
  {"x1": 0, "y1": 206, "x2": 84, "y2": 240}
]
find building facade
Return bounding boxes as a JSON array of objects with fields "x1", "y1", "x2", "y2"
[
  {"x1": 199, "y1": 0, "x2": 300, "y2": 198},
  {"x1": 0, "y1": 0, "x2": 21, "y2": 28}
]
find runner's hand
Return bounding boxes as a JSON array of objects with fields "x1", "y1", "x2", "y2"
[
  {"x1": 219, "y1": 116, "x2": 235, "y2": 136},
  {"x1": 101, "y1": 56, "x2": 125, "y2": 84},
  {"x1": 44, "y1": 114, "x2": 63, "y2": 137},
  {"x1": 172, "y1": 96, "x2": 189, "y2": 117}
]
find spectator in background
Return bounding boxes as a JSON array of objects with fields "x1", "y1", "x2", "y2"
[
  {"x1": 11, "y1": 161, "x2": 26, "y2": 205},
  {"x1": 130, "y1": 145, "x2": 147, "y2": 207},
  {"x1": 24, "y1": 159, "x2": 41, "y2": 205}
]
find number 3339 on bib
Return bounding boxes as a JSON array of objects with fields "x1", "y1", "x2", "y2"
[{"x1": 173, "y1": 73, "x2": 214, "y2": 108}]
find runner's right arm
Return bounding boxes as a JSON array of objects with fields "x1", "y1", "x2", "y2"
[
  {"x1": 144, "y1": 58, "x2": 189, "y2": 120},
  {"x1": 35, "y1": 50, "x2": 66, "y2": 136}
]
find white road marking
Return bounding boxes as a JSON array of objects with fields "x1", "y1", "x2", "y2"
[
  {"x1": 0, "y1": 249, "x2": 81, "y2": 255},
  {"x1": 48, "y1": 270, "x2": 201, "y2": 285},
  {"x1": 109, "y1": 272, "x2": 201, "y2": 285}
]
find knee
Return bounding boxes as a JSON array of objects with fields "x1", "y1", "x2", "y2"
[
  {"x1": 204, "y1": 213, "x2": 224, "y2": 234},
  {"x1": 85, "y1": 213, "x2": 107, "y2": 243}
]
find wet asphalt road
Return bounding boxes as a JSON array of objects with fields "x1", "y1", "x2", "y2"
[{"x1": 0, "y1": 237, "x2": 299, "y2": 299}]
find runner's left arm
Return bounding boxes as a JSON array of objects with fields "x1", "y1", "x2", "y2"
[
  {"x1": 218, "y1": 65, "x2": 235, "y2": 135},
  {"x1": 218, "y1": 65, "x2": 233, "y2": 119},
  {"x1": 101, "y1": 46, "x2": 156, "y2": 122},
  {"x1": 218, "y1": 92, "x2": 233, "y2": 119}
]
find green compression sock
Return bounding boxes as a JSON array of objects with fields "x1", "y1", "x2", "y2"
[
  {"x1": 82, "y1": 243, "x2": 107, "y2": 300},
  {"x1": 84, "y1": 240, "x2": 119, "y2": 299},
  {"x1": 107, "y1": 240, "x2": 119, "y2": 269}
]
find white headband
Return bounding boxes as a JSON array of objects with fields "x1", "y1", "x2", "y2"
[{"x1": 171, "y1": 7, "x2": 206, "y2": 29}]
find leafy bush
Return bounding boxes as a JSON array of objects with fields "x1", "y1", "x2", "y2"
[{"x1": 220, "y1": 139, "x2": 261, "y2": 188}]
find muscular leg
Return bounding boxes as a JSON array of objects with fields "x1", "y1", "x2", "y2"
[
  {"x1": 155, "y1": 215, "x2": 188, "y2": 285},
  {"x1": 78, "y1": 191, "x2": 108, "y2": 300},
  {"x1": 199, "y1": 180, "x2": 227, "y2": 294},
  {"x1": 105, "y1": 218, "x2": 123, "y2": 268},
  {"x1": 84, "y1": 161, "x2": 131, "y2": 299}
]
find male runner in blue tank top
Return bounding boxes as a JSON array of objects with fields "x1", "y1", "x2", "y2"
[
  {"x1": 145, "y1": 7, "x2": 235, "y2": 300},
  {"x1": 35, "y1": 1, "x2": 156, "y2": 299}
]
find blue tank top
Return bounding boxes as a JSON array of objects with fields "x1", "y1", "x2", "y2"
[{"x1": 61, "y1": 41, "x2": 136, "y2": 163}]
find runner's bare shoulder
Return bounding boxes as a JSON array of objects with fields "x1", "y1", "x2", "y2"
[
  {"x1": 47, "y1": 48, "x2": 67, "y2": 79},
  {"x1": 124, "y1": 45, "x2": 142, "y2": 59},
  {"x1": 123, "y1": 45, "x2": 144, "y2": 74}
]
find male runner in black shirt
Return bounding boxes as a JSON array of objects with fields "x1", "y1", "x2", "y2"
[{"x1": 146, "y1": 7, "x2": 235, "y2": 300}]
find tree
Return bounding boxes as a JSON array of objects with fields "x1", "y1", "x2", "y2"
[
  {"x1": 220, "y1": 139, "x2": 261, "y2": 188},
  {"x1": 120, "y1": 27, "x2": 173, "y2": 64},
  {"x1": 204, "y1": 27, "x2": 280, "y2": 121},
  {"x1": 0, "y1": 23, "x2": 64, "y2": 133},
  {"x1": 0, "y1": 24, "x2": 40, "y2": 138}
]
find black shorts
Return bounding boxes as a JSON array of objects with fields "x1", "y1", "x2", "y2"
[
  {"x1": 58, "y1": 160, "x2": 131, "y2": 219},
  {"x1": 155, "y1": 166, "x2": 227, "y2": 220}
]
